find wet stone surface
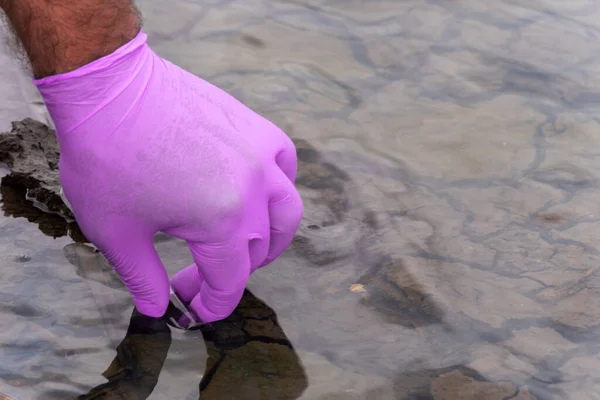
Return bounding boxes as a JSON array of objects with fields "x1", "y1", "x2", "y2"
[
  {"x1": 3, "y1": 0, "x2": 600, "y2": 399},
  {"x1": 0, "y1": 119, "x2": 72, "y2": 220}
]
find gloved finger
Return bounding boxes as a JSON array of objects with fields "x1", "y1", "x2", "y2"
[
  {"x1": 258, "y1": 169, "x2": 303, "y2": 269},
  {"x1": 172, "y1": 208, "x2": 270, "y2": 302},
  {"x1": 170, "y1": 263, "x2": 204, "y2": 303},
  {"x1": 186, "y1": 237, "x2": 251, "y2": 323},
  {"x1": 98, "y1": 230, "x2": 171, "y2": 318},
  {"x1": 247, "y1": 198, "x2": 271, "y2": 271},
  {"x1": 275, "y1": 134, "x2": 298, "y2": 183}
]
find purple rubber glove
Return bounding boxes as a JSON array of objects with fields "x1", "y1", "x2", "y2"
[{"x1": 33, "y1": 30, "x2": 303, "y2": 323}]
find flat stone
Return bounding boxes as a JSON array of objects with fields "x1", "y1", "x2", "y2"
[
  {"x1": 431, "y1": 370, "x2": 535, "y2": 400},
  {"x1": 198, "y1": 290, "x2": 308, "y2": 399}
]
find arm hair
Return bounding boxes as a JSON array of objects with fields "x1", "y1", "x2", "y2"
[{"x1": 0, "y1": 0, "x2": 141, "y2": 78}]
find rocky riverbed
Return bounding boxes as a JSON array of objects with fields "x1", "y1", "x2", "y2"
[{"x1": 3, "y1": 0, "x2": 600, "y2": 399}]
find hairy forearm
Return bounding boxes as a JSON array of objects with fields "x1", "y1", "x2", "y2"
[{"x1": 0, "y1": 0, "x2": 141, "y2": 78}]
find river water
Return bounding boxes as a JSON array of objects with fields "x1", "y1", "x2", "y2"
[{"x1": 2, "y1": 0, "x2": 600, "y2": 399}]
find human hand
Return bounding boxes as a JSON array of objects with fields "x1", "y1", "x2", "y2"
[{"x1": 34, "y1": 30, "x2": 303, "y2": 323}]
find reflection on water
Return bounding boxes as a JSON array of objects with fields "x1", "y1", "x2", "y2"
[
  {"x1": 0, "y1": 182, "x2": 306, "y2": 399},
  {"x1": 78, "y1": 290, "x2": 306, "y2": 400},
  {"x1": 79, "y1": 309, "x2": 172, "y2": 400},
  {"x1": 3, "y1": 0, "x2": 600, "y2": 399}
]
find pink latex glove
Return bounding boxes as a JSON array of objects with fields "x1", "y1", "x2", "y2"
[{"x1": 33, "y1": 30, "x2": 303, "y2": 323}]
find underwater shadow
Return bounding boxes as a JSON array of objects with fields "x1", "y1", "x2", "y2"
[{"x1": 78, "y1": 289, "x2": 308, "y2": 400}]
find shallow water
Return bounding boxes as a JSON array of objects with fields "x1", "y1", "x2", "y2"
[{"x1": 2, "y1": 0, "x2": 600, "y2": 398}]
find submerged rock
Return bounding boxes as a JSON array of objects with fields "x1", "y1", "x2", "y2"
[
  {"x1": 199, "y1": 290, "x2": 308, "y2": 399},
  {"x1": 0, "y1": 118, "x2": 72, "y2": 220},
  {"x1": 77, "y1": 290, "x2": 307, "y2": 399},
  {"x1": 0, "y1": 179, "x2": 87, "y2": 242}
]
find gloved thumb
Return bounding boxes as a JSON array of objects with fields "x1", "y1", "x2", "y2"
[{"x1": 98, "y1": 230, "x2": 171, "y2": 318}]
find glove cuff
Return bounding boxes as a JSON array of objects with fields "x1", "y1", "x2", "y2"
[
  {"x1": 30, "y1": 29, "x2": 155, "y2": 140},
  {"x1": 32, "y1": 29, "x2": 148, "y2": 88}
]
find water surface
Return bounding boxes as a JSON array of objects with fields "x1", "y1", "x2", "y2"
[{"x1": 3, "y1": 0, "x2": 600, "y2": 399}]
